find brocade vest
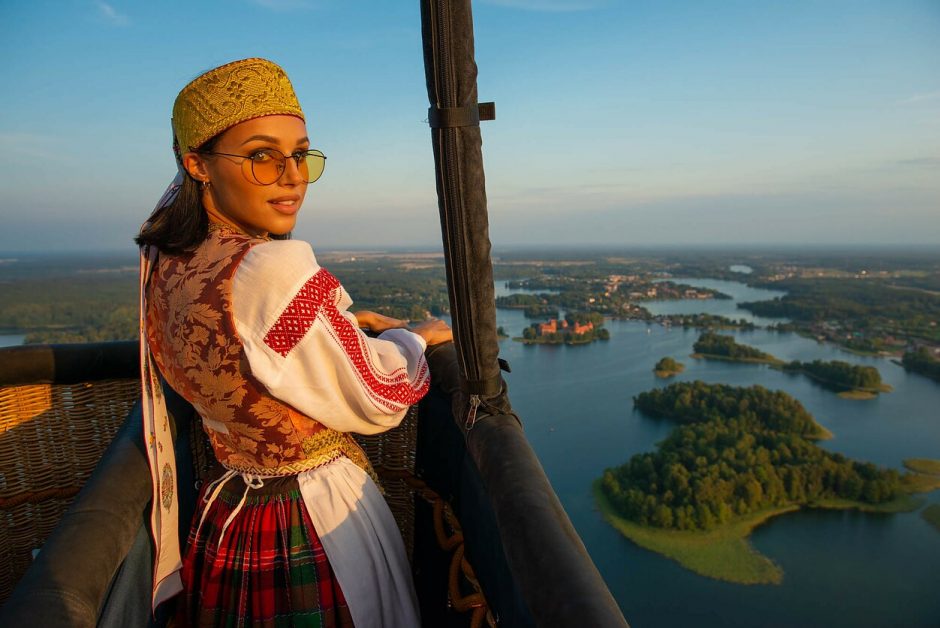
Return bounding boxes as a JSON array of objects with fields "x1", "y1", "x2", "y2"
[{"x1": 145, "y1": 227, "x2": 372, "y2": 476}]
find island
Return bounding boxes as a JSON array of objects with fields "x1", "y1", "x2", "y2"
[
  {"x1": 595, "y1": 381, "x2": 939, "y2": 584},
  {"x1": 781, "y1": 359, "x2": 892, "y2": 399},
  {"x1": 691, "y1": 332, "x2": 782, "y2": 365},
  {"x1": 653, "y1": 357, "x2": 685, "y2": 378},
  {"x1": 517, "y1": 313, "x2": 610, "y2": 345},
  {"x1": 900, "y1": 348, "x2": 940, "y2": 384},
  {"x1": 494, "y1": 293, "x2": 559, "y2": 319},
  {"x1": 653, "y1": 313, "x2": 756, "y2": 330}
]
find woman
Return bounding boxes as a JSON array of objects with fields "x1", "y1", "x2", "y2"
[{"x1": 136, "y1": 57, "x2": 451, "y2": 627}]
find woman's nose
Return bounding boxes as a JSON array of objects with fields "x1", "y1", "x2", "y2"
[{"x1": 280, "y1": 156, "x2": 305, "y2": 185}]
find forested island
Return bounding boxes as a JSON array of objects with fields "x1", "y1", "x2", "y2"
[
  {"x1": 781, "y1": 359, "x2": 890, "y2": 398},
  {"x1": 518, "y1": 312, "x2": 610, "y2": 345},
  {"x1": 900, "y1": 348, "x2": 940, "y2": 384},
  {"x1": 653, "y1": 313, "x2": 756, "y2": 330},
  {"x1": 494, "y1": 293, "x2": 559, "y2": 319},
  {"x1": 653, "y1": 357, "x2": 684, "y2": 378},
  {"x1": 691, "y1": 332, "x2": 781, "y2": 365},
  {"x1": 595, "y1": 381, "x2": 938, "y2": 584}
]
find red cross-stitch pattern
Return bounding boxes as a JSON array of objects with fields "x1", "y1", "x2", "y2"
[
  {"x1": 263, "y1": 269, "x2": 339, "y2": 356},
  {"x1": 264, "y1": 269, "x2": 430, "y2": 409}
]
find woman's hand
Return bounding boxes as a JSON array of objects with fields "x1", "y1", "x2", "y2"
[
  {"x1": 355, "y1": 310, "x2": 408, "y2": 333},
  {"x1": 411, "y1": 318, "x2": 453, "y2": 346}
]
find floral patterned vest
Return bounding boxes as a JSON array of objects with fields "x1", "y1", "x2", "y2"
[{"x1": 146, "y1": 226, "x2": 372, "y2": 476}]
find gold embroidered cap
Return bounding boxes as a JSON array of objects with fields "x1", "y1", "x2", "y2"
[{"x1": 172, "y1": 58, "x2": 304, "y2": 157}]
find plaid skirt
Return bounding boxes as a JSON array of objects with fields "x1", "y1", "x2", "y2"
[{"x1": 176, "y1": 473, "x2": 355, "y2": 628}]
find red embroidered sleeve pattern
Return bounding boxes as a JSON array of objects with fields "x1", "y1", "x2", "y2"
[
  {"x1": 263, "y1": 268, "x2": 336, "y2": 357},
  {"x1": 263, "y1": 269, "x2": 430, "y2": 410}
]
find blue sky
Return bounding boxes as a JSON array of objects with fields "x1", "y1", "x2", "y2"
[{"x1": 1, "y1": 0, "x2": 938, "y2": 252}]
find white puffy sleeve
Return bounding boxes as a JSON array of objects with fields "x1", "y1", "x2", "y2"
[{"x1": 231, "y1": 240, "x2": 430, "y2": 435}]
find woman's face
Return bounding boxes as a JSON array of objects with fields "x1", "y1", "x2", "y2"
[{"x1": 189, "y1": 114, "x2": 310, "y2": 237}]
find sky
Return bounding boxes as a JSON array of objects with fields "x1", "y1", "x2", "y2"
[{"x1": 1, "y1": 0, "x2": 938, "y2": 253}]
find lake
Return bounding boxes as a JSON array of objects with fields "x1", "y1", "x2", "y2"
[
  {"x1": 0, "y1": 334, "x2": 25, "y2": 348},
  {"x1": 494, "y1": 279, "x2": 940, "y2": 627}
]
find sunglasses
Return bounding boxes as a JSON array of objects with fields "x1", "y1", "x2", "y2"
[{"x1": 198, "y1": 148, "x2": 326, "y2": 185}]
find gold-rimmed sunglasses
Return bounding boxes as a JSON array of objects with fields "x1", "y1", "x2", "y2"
[{"x1": 198, "y1": 148, "x2": 326, "y2": 185}]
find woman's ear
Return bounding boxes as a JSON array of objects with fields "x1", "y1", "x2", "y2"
[{"x1": 182, "y1": 152, "x2": 210, "y2": 183}]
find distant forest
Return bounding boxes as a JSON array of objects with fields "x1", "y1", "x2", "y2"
[
  {"x1": 741, "y1": 279, "x2": 940, "y2": 345},
  {"x1": 0, "y1": 256, "x2": 451, "y2": 343}
]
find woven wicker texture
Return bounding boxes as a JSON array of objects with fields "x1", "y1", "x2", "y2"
[
  {"x1": 0, "y1": 379, "x2": 139, "y2": 604},
  {"x1": 354, "y1": 405, "x2": 419, "y2": 559},
  {"x1": 1, "y1": 378, "x2": 421, "y2": 604}
]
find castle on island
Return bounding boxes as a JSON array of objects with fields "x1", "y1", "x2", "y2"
[{"x1": 537, "y1": 318, "x2": 594, "y2": 337}]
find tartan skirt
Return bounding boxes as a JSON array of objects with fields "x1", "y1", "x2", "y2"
[{"x1": 176, "y1": 473, "x2": 356, "y2": 628}]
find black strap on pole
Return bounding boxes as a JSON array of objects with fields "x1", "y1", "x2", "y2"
[{"x1": 428, "y1": 102, "x2": 495, "y2": 128}]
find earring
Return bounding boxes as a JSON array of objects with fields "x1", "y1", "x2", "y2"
[{"x1": 201, "y1": 180, "x2": 211, "y2": 192}]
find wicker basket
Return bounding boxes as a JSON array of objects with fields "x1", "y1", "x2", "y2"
[
  {"x1": 0, "y1": 379, "x2": 138, "y2": 603},
  {"x1": 0, "y1": 375, "x2": 420, "y2": 605}
]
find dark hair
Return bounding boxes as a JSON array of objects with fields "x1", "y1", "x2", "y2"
[
  {"x1": 135, "y1": 134, "x2": 289, "y2": 254},
  {"x1": 135, "y1": 135, "x2": 219, "y2": 254}
]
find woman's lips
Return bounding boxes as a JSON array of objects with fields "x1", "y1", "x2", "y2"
[{"x1": 268, "y1": 196, "x2": 301, "y2": 215}]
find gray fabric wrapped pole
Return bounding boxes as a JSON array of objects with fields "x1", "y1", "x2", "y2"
[
  {"x1": 420, "y1": 0, "x2": 508, "y2": 429},
  {"x1": 419, "y1": 1, "x2": 629, "y2": 625}
]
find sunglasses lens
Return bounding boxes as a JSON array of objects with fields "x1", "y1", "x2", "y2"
[
  {"x1": 251, "y1": 160, "x2": 282, "y2": 185},
  {"x1": 304, "y1": 152, "x2": 325, "y2": 183},
  {"x1": 245, "y1": 151, "x2": 325, "y2": 184}
]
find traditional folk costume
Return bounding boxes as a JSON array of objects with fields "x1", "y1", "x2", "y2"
[{"x1": 139, "y1": 58, "x2": 428, "y2": 627}]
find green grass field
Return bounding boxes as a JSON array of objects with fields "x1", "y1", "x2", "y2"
[
  {"x1": 921, "y1": 504, "x2": 940, "y2": 534},
  {"x1": 593, "y1": 477, "x2": 934, "y2": 585},
  {"x1": 837, "y1": 390, "x2": 877, "y2": 400},
  {"x1": 691, "y1": 352, "x2": 784, "y2": 366},
  {"x1": 903, "y1": 458, "x2": 940, "y2": 476},
  {"x1": 593, "y1": 481, "x2": 792, "y2": 585}
]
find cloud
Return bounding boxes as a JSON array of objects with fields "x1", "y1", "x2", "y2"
[
  {"x1": 899, "y1": 90, "x2": 940, "y2": 105},
  {"x1": 479, "y1": 0, "x2": 608, "y2": 12},
  {"x1": 895, "y1": 157, "x2": 940, "y2": 168},
  {"x1": 95, "y1": 1, "x2": 129, "y2": 26},
  {"x1": 0, "y1": 133, "x2": 67, "y2": 162}
]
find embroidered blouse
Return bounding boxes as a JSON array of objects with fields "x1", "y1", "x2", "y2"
[{"x1": 146, "y1": 225, "x2": 430, "y2": 476}]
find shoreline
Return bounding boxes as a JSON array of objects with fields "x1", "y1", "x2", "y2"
[
  {"x1": 778, "y1": 367, "x2": 893, "y2": 397},
  {"x1": 654, "y1": 367, "x2": 684, "y2": 378},
  {"x1": 593, "y1": 481, "x2": 927, "y2": 585},
  {"x1": 691, "y1": 352, "x2": 783, "y2": 366},
  {"x1": 692, "y1": 350, "x2": 893, "y2": 398},
  {"x1": 593, "y1": 480, "x2": 791, "y2": 585}
]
